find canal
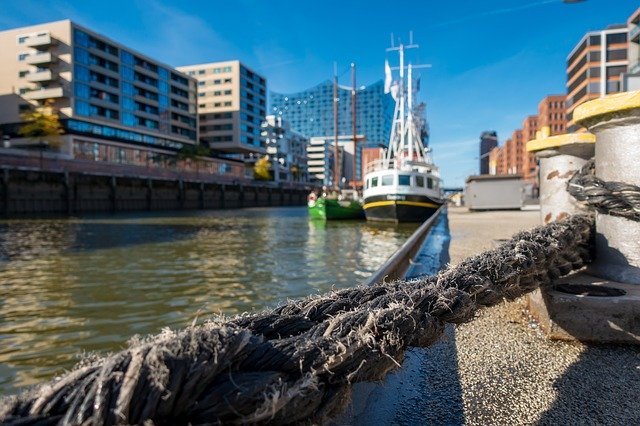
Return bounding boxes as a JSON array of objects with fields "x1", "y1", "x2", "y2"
[{"x1": 0, "y1": 206, "x2": 417, "y2": 394}]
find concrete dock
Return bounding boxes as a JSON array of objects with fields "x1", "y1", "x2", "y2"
[{"x1": 348, "y1": 207, "x2": 639, "y2": 425}]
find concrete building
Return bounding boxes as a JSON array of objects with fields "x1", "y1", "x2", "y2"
[
  {"x1": 307, "y1": 135, "x2": 364, "y2": 186},
  {"x1": 270, "y1": 80, "x2": 394, "y2": 148},
  {"x1": 565, "y1": 23, "x2": 629, "y2": 129},
  {"x1": 0, "y1": 20, "x2": 198, "y2": 165},
  {"x1": 261, "y1": 115, "x2": 308, "y2": 183},
  {"x1": 177, "y1": 61, "x2": 266, "y2": 156},
  {"x1": 479, "y1": 130, "x2": 498, "y2": 174},
  {"x1": 623, "y1": 7, "x2": 640, "y2": 91}
]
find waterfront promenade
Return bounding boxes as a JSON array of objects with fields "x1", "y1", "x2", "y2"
[{"x1": 408, "y1": 208, "x2": 638, "y2": 425}]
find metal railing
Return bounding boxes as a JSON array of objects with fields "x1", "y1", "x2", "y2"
[{"x1": 363, "y1": 205, "x2": 444, "y2": 286}]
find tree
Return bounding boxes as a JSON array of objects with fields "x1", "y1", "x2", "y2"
[
  {"x1": 177, "y1": 143, "x2": 210, "y2": 161},
  {"x1": 253, "y1": 155, "x2": 271, "y2": 181},
  {"x1": 177, "y1": 144, "x2": 211, "y2": 174},
  {"x1": 18, "y1": 99, "x2": 64, "y2": 150}
]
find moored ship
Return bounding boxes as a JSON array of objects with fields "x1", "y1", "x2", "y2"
[{"x1": 362, "y1": 37, "x2": 444, "y2": 222}]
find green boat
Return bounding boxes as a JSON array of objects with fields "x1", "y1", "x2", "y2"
[{"x1": 308, "y1": 191, "x2": 365, "y2": 220}]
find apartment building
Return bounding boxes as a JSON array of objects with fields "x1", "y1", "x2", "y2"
[
  {"x1": 177, "y1": 61, "x2": 266, "y2": 156},
  {"x1": 623, "y1": 7, "x2": 640, "y2": 91},
  {"x1": 0, "y1": 20, "x2": 198, "y2": 165},
  {"x1": 261, "y1": 115, "x2": 308, "y2": 182},
  {"x1": 307, "y1": 135, "x2": 364, "y2": 185},
  {"x1": 487, "y1": 94, "x2": 566, "y2": 183},
  {"x1": 565, "y1": 24, "x2": 629, "y2": 129}
]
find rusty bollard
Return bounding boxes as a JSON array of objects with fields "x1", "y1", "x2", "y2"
[{"x1": 525, "y1": 93, "x2": 640, "y2": 343}]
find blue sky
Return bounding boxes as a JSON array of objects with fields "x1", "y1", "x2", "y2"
[{"x1": 1, "y1": 0, "x2": 638, "y2": 186}]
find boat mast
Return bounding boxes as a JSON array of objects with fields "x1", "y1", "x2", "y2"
[
  {"x1": 351, "y1": 63, "x2": 357, "y2": 189},
  {"x1": 333, "y1": 66, "x2": 340, "y2": 188},
  {"x1": 408, "y1": 63, "x2": 413, "y2": 162}
]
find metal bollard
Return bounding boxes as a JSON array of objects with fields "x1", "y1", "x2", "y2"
[
  {"x1": 574, "y1": 91, "x2": 640, "y2": 285},
  {"x1": 526, "y1": 126, "x2": 595, "y2": 224},
  {"x1": 524, "y1": 94, "x2": 640, "y2": 343}
]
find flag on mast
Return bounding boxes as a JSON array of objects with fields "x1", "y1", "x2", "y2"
[{"x1": 384, "y1": 60, "x2": 392, "y2": 94}]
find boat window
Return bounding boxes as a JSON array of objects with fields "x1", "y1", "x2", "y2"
[
  {"x1": 415, "y1": 175, "x2": 425, "y2": 187},
  {"x1": 371, "y1": 176, "x2": 378, "y2": 187},
  {"x1": 398, "y1": 174, "x2": 410, "y2": 186},
  {"x1": 427, "y1": 177, "x2": 433, "y2": 189},
  {"x1": 381, "y1": 175, "x2": 394, "y2": 186}
]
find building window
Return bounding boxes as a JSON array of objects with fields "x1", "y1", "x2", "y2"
[
  {"x1": 17, "y1": 53, "x2": 30, "y2": 61},
  {"x1": 18, "y1": 70, "x2": 29, "y2": 78},
  {"x1": 381, "y1": 175, "x2": 393, "y2": 186},
  {"x1": 224, "y1": 101, "x2": 232, "y2": 106},
  {"x1": 607, "y1": 49, "x2": 627, "y2": 61},
  {"x1": 606, "y1": 32, "x2": 627, "y2": 45}
]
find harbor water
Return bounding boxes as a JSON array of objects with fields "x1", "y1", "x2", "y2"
[{"x1": 0, "y1": 206, "x2": 417, "y2": 394}]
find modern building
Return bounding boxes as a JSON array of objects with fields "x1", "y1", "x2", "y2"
[
  {"x1": 261, "y1": 115, "x2": 308, "y2": 182},
  {"x1": 307, "y1": 135, "x2": 364, "y2": 185},
  {"x1": 479, "y1": 130, "x2": 498, "y2": 174},
  {"x1": 565, "y1": 23, "x2": 629, "y2": 129},
  {"x1": 270, "y1": 79, "x2": 394, "y2": 148},
  {"x1": 487, "y1": 94, "x2": 566, "y2": 184},
  {"x1": 177, "y1": 61, "x2": 266, "y2": 156},
  {"x1": 623, "y1": 7, "x2": 640, "y2": 91},
  {"x1": 0, "y1": 20, "x2": 198, "y2": 165}
]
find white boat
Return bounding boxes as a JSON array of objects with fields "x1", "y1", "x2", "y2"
[{"x1": 362, "y1": 36, "x2": 444, "y2": 222}]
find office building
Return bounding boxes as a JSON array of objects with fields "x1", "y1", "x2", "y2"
[
  {"x1": 0, "y1": 20, "x2": 198, "y2": 165},
  {"x1": 565, "y1": 24, "x2": 629, "y2": 128},
  {"x1": 479, "y1": 130, "x2": 498, "y2": 174},
  {"x1": 261, "y1": 115, "x2": 308, "y2": 182},
  {"x1": 270, "y1": 80, "x2": 394, "y2": 148},
  {"x1": 177, "y1": 61, "x2": 266, "y2": 156}
]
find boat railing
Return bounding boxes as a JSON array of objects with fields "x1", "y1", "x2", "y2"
[{"x1": 364, "y1": 159, "x2": 395, "y2": 174}]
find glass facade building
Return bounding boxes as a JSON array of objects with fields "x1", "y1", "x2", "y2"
[{"x1": 269, "y1": 80, "x2": 394, "y2": 148}]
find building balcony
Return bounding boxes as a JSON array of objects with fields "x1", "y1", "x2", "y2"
[
  {"x1": 24, "y1": 86, "x2": 65, "y2": 101},
  {"x1": 24, "y1": 33, "x2": 53, "y2": 48},
  {"x1": 25, "y1": 69, "x2": 55, "y2": 83},
  {"x1": 630, "y1": 25, "x2": 640, "y2": 43},
  {"x1": 26, "y1": 52, "x2": 54, "y2": 65}
]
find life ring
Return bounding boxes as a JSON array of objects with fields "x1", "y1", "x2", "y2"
[{"x1": 308, "y1": 192, "x2": 317, "y2": 202}]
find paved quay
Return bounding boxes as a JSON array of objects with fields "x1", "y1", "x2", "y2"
[
  {"x1": 446, "y1": 207, "x2": 640, "y2": 425},
  {"x1": 345, "y1": 207, "x2": 639, "y2": 425}
]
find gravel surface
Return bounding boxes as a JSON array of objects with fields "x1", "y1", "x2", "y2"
[{"x1": 447, "y1": 207, "x2": 640, "y2": 425}]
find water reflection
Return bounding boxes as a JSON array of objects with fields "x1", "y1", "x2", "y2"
[{"x1": 0, "y1": 207, "x2": 415, "y2": 394}]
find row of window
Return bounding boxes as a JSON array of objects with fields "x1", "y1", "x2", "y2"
[
  {"x1": 198, "y1": 89, "x2": 232, "y2": 97},
  {"x1": 365, "y1": 174, "x2": 436, "y2": 190},
  {"x1": 198, "y1": 78, "x2": 232, "y2": 86},
  {"x1": 201, "y1": 123, "x2": 233, "y2": 132},
  {"x1": 16, "y1": 32, "x2": 48, "y2": 44},
  {"x1": 201, "y1": 112, "x2": 233, "y2": 120},
  {"x1": 67, "y1": 119, "x2": 186, "y2": 148},
  {"x1": 186, "y1": 66, "x2": 233, "y2": 76},
  {"x1": 198, "y1": 101, "x2": 233, "y2": 108}
]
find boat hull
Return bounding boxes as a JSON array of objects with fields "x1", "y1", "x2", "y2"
[
  {"x1": 363, "y1": 194, "x2": 442, "y2": 222},
  {"x1": 308, "y1": 197, "x2": 365, "y2": 220}
]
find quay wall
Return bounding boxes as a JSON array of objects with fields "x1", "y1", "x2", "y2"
[{"x1": 0, "y1": 167, "x2": 308, "y2": 216}]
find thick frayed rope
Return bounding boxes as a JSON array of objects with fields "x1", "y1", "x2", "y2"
[
  {"x1": 0, "y1": 215, "x2": 594, "y2": 425},
  {"x1": 568, "y1": 159, "x2": 640, "y2": 221}
]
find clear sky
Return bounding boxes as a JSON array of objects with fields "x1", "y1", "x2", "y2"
[{"x1": 1, "y1": 0, "x2": 638, "y2": 186}]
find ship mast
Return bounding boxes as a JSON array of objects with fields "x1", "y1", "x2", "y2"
[
  {"x1": 332, "y1": 67, "x2": 340, "y2": 188},
  {"x1": 351, "y1": 63, "x2": 357, "y2": 189}
]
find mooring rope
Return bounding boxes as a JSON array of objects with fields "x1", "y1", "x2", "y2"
[
  {"x1": 0, "y1": 215, "x2": 593, "y2": 425},
  {"x1": 567, "y1": 159, "x2": 640, "y2": 222}
]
